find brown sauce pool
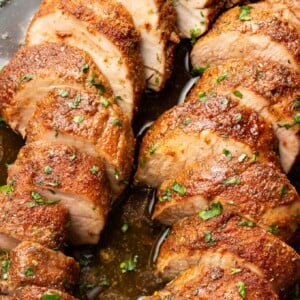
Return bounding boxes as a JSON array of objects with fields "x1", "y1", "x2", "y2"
[{"x1": 0, "y1": 1, "x2": 300, "y2": 299}]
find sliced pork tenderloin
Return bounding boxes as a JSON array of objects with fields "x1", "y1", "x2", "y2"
[
  {"x1": 26, "y1": 0, "x2": 145, "y2": 120},
  {"x1": 191, "y1": 2, "x2": 300, "y2": 72},
  {"x1": 154, "y1": 157, "x2": 300, "y2": 242},
  {"x1": 26, "y1": 88, "x2": 135, "y2": 199},
  {"x1": 116, "y1": 0, "x2": 179, "y2": 90},
  {"x1": 135, "y1": 93, "x2": 279, "y2": 188},
  {"x1": 10, "y1": 286, "x2": 75, "y2": 300},
  {"x1": 0, "y1": 241, "x2": 79, "y2": 295},
  {"x1": 0, "y1": 191, "x2": 69, "y2": 250},
  {"x1": 146, "y1": 252, "x2": 278, "y2": 299},
  {"x1": 156, "y1": 212, "x2": 300, "y2": 295},
  {"x1": 0, "y1": 43, "x2": 113, "y2": 137},
  {"x1": 187, "y1": 59, "x2": 300, "y2": 172},
  {"x1": 7, "y1": 141, "x2": 111, "y2": 245}
]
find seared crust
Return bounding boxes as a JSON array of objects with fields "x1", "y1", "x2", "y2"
[
  {"x1": 191, "y1": 3, "x2": 300, "y2": 70},
  {"x1": 8, "y1": 242, "x2": 79, "y2": 293},
  {"x1": 27, "y1": 0, "x2": 145, "y2": 120},
  {"x1": 135, "y1": 93, "x2": 279, "y2": 187},
  {"x1": 147, "y1": 262, "x2": 279, "y2": 299},
  {"x1": 155, "y1": 158, "x2": 300, "y2": 242},
  {"x1": 0, "y1": 43, "x2": 112, "y2": 136},
  {"x1": 7, "y1": 141, "x2": 111, "y2": 245},
  {"x1": 0, "y1": 191, "x2": 69, "y2": 250},
  {"x1": 26, "y1": 88, "x2": 135, "y2": 199},
  {"x1": 12, "y1": 286, "x2": 75, "y2": 300},
  {"x1": 156, "y1": 212, "x2": 300, "y2": 294}
]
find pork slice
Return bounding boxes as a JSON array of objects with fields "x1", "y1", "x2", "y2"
[
  {"x1": 116, "y1": 0, "x2": 179, "y2": 90},
  {"x1": 11, "y1": 286, "x2": 75, "y2": 300},
  {"x1": 156, "y1": 212, "x2": 300, "y2": 295},
  {"x1": 26, "y1": 88, "x2": 135, "y2": 200},
  {"x1": 26, "y1": 0, "x2": 145, "y2": 120},
  {"x1": 174, "y1": 0, "x2": 224, "y2": 38},
  {"x1": 7, "y1": 141, "x2": 111, "y2": 245},
  {"x1": 191, "y1": 3, "x2": 300, "y2": 72},
  {"x1": 3, "y1": 241, "x2": 79, "y2": 295},
  {"x1": 187, "y1": 59, "x2": 300, "y2": 172},
  {"x1": 154, "y1": 158, "x2": 300, "y2": 242},
  {"x1": 146, "y1": 252, "x2": 278, "y2": 300},
  {"x1": 0, "y1": 43, "x2": 113, "y2": 137},
  {"x1": 135, "y1": 93, "x2": 279, "y2": 187},
  {"x1": 0, "y1": 191, "x2": 68, "y2": 250}
]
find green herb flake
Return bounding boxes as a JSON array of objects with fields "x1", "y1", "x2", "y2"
[
  {"x1": 30, "y1": 191, "x2": 60, "y2": 206},
  {"x1": 199, "y1": 202, "x2": 223, "y2": 220},
  {"x1": 239, "y1": 5, "x2": 252, "y2": 21},
  {"x1": 41, "y1": 292, "x2": 61, "y2": 300},
  {"x1": 0, "y1": 181, "x2": 15, "y2": 193},
  {"x1": 223, "y1": 149, "x2": 232, "y2": 160},
  {"x1": 121, "y1": 223, "x2": 129, "y2": 233},
  {"x1": 198, "y1": 91, "x2": 207, "y2": 102},
  {"x1": 1, "y1": 252, "x2": 10, "y2": 281},
  {"x1": 233, "y1": 90, "x2": 243, "y2": 99},
  {"x1": 235, "y1": 113, "x2": 243, "y2": 123},
  {"x1": 111, "y1": 119, "x2": 122, "y2": 127},
  {"x1": 293, "y1": 98, "x2": 300, "y2": 110},
  {"x1": 68, "y1": 93, "x2": 81, "y2": 109},
  {"x1": 115, "y1": 95, "x2": 123, "y2": 102},
  {"x1": 73, "y1": 116, "x2": 84, "y2": 125},
  {"x1": 172, "y1": 181, "x2": 186, "y2": 196},
  {"x1": 204, "y1": 231, "x2": 216, "y2": 245},
  {"x1": 192, "y1": 65, "x2": 209, "y2": 76},
  {"x1": 230, "y1": 268, "x2": 242, "y2": 275},
  {"x1": 120, "y1": 255, "x2": 138, "y2": 273},
  {"x1": 88, "y1": 77, "x2": 105, "y2": 93},
  {"x1": 81, "y1": 62, "x2": 89, "y2": 73},
  {"x1": 24, "y1": 267, "x2": 35, "y2": 277},
  {"x1": 279, "y1": 184, "x2": 287, "y2": 196},
  {"x1": 90, "y1": 165, "x2": 99, "y2": 175},
  {"x1": 268, "y1": 222, "x2": 280, "y2": 235},
  {"x1": 19, "y1": 73, "x2": 33, "y2": 85},
  {"x1": 278, "y1": 112, "x2": 300, "y2": 129},
  {"x1": 155, "y1": 77, "x2": 160, "y2": 85},
  {"x1": 69, "y1": 153, "x2": 76, "y2": 161},
  {"x1": 216, "y1": 72, "x2": 228, "y2": 83},
  {"x1": 159, "y1": 189, "x2": 172, "y2": 202},
  {"x1": 44, "y1": 165, "x2": 52, "y2": 175},
  {"x1": 58, "y1": 89, "x2": 69, "y2": 97},
  {"x1": 190, "y1": 28, "x2": 201, "y2": 44},
  {"x1": 149, "y1": 144, "x2": 159, "y2": 155},
  {"x1": 223, "y1": 176, "x2": 241, "y2": 185},
  {"x1": 99, "y1": 96, "x2": 110, "y2": 108},
  {"x1": 237, "y1": 281, "x2": 247, "y2": 299},
  {"x1": 114, "y1": 169, "x2": 120, "y2": 181},
  {"x1": 238, "y1": 220, "x2": 255, "y2": 227},
  {"x1": 258, "y1": 72, "x2": 264, "y2": 79}
]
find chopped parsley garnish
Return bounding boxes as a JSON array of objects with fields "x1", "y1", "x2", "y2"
[
  {"x1": 73, "y1": 116, "x2": 84, "y2": 124},
  {"x1": 121, "y1": 223, "x2": 129, "y2": 233},
  {"x1": 1, "y1": 251, "x2": 10, "y2": 281},
  {"x1": 235, "y1": 113, "x2": 243, "y2": 123},
  {"x1": 238, "y1": 220, "x2": 255, "y2": 227},
  {"x1": 223, "y1": 149, "x2": 232, "y2": 160},
  {"x1": 58, "y1": 89, "x2": 69, "y2": 97},
  {"x1": 172, "y1": 181, "x2": 186, "y2": 196},
  {"x1": 68, "y1": 93, "x2": 81, "y2": 109},
  {"x1": 216, "y1": 72, "x2": 228, "y2": 83},
  {"x1": 99, "y1": 97, "x2": 110, "y2": 108},
  {"x1": 258, "y1": 72, "x2": 264, "y2": 79},
  {"x1": 223, "y1": 176, "x2": 241, "y2": 185},
  {"x1": 88, "y1": 77, "x2": 105, "y2": 93},
  {"x1": 149, "y1": 144, "x2": 159, "y2": 155},
  {"x1": 230, "y1": 268, "x2": 242, "y2": 275},
  {"x1": 239, "y1": 5, "x2": 252, "y2": 21},
  {"x1": 111, "y1": 119, "x2": 122, "y2": 127},
  {"x1": 69, "y1": 153, "x2": 76, "y2": 161},
  {"x1": 159, "y1": 189, "x2": 172, "y2": 202},
  {"x1": 198, "y1": 91, "x2": 207, "y2": 102},
  {"x1": 190, "y1": 28, "x2": 201, "y2": 44},
  {"x1": 81, "y1": 62, "x2": 89, "y2": 73},
  {"x1": 233, "y1": 90, "x2": 243, "y2": 99},
  {"x1": 293, "y1": 98, "x2": 300, "y2": 110},
  {"x1": 120, "y1": 255, "x2": 138, "y2": 273},
  {"x1": 90, "y1": 165, "x2": 99, "y2": 175},
  {"x1": 199, "y1": 202, "x2": 223, "y2": 220},
  {"x1": 204, "y1": 231, "x2": 216, "y2": 245},
  {"x1": 277, "y1": 113, "x2": 300, "y2": 129},
  {"x1": 19, "y1": 73, "x2": 33, "y2": 85},
  {"x1": 41, "y1": 292, "x2": 61, "y2": 300},
  {"x1": 0, "y1": 180, "x2": 15, "y2": 193},
  {"x1": 279, "y1": 184, "x2": 287, "y2": 196},
  {"x1": 192, "y1": 65, "x2": 209, "y2": 76},
  {"x1": 237, "y1": 281, "x2": 247, "y2": 299},
  {"x1": 29, "y1": 191, "x2": 60, "y2": 207},
  {"x1": 268, "y1": 222, "x2": 280, "y2": 235},
  {"x1": 44, "y1": 165, "x2": 52, "y2": 175},
  {"x1": 24, "y1": 267, "x2": 35, "y2": 277}
]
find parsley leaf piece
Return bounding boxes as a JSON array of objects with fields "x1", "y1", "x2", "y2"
[
  {"x1": 199, "y1": 202, "x2": 223, "y2": 220},
  {"x1": 120, "y1": 255, "x2": 138, "y2": 273},
  {"x1": 239, "y1": 5, "x2": 252, "y2": 21},
  {"x1": 172, "y1": 181, "x2": 186, "y2": 196}
]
